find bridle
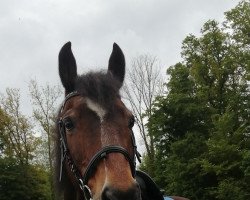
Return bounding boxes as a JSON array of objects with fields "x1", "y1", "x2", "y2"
[{"x1": 58, "y1": 91, "x2": 141, "y2": 200}]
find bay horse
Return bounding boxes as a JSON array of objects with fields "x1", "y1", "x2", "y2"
[{"x1": 54, "y1": 42, "x2": 188, "y2": 200}]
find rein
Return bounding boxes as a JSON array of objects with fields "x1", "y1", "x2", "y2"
[{"x1": 58, "y1": 91, "x2": 141, "y2": 200}]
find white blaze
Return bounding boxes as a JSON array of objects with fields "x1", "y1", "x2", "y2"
[
  {"x1": 85, "y1": 98, "x2": 109, "y2": 185},
  {"x1": 85, "y1": 98, "x2": 106, "y2": 122}
]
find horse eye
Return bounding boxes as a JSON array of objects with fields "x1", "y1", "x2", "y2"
[
  {"x1": 128, "y1": 116, "x2": 135, "y2": 129},
  {"x1": 64, "y1": 117, "x2": 74, "y2": 131}
]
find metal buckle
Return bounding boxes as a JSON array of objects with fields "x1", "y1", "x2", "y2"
[{"x1": 79, "y1": 179, "x2": 93, "y2": 200}]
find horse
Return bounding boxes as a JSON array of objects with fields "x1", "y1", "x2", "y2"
[{"x1": 54, "y1": 42, "x2": 188, "y2": 200}]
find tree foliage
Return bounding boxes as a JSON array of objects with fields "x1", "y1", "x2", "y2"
[
  {"x1": 0, "y1": 157, "x2": 51, "y2": 200},
  {"x1": 0, "y1": 88, "x2": 40, "y2": 164},
  {"x1": 29, "y1": 80, "x2": 62, "y2": 200},
  {"x1": 148, "y1": 1, "x2": 250, "y2": 199},
  {"x1": 0, "y1": 89, "x2": 53, "y2": 200},
  {"x1": 29, "y1": 79, "x2": 62, "y2": 168}
]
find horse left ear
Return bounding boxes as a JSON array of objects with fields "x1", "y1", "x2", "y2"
[
  {"x1": 58, "y1": 42, "x2": 77, "y2": 94},
  {"x1": 108, "y1": 43, "x2": 125, "y2": 86}
]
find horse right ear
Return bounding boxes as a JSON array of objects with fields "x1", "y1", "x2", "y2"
[
  {"x1": 58, "y1": 42, "x2": 77, "y2": 94},
  {"x1": 108, "y1": 43, "x2": 125, "y2": 87}
]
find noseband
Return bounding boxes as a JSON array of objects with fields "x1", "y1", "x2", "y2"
[{"x1": 58, "y1": 91, "x2": 141, "y2": 200}]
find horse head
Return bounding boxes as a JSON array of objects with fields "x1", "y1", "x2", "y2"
[{"x1": 56, "y1": 42, "x2": 141, "y2": 200}]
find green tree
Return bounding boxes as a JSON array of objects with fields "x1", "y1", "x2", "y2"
[
  {"x1": 0, "y1": 88, "x2": 39, "y2": 164},
  {"x1": 0, "y1": 107, "x2": 10, "y2": 155},
  {"x1": 0, "y1": 157, "x2": 51, "y2": 200},
  {"x1": 148, "y1": 1, "x2": 250, "y2": 199},
  {"x1": 148, "y1": 63, "x2": 211, "y2": 198},
  {"x1": 29, "y1": 79, "x2": 62, "y2": 200},
  {"x1": 29, "y1": 79, "x2": 62, "y2": 168},
  {"x1": 0, "y1": 91, "x2": 52, "y2": 200},
  {"x1": 224, "y1": 0, "x2": 250, "y2": 49}
]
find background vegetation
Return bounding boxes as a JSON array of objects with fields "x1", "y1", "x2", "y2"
[{"x1": 142, "y1": 1, "x2": 250, "y2": 199}]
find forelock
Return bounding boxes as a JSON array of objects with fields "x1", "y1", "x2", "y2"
[{"x1": 75, "y1": 71, "x2": 121, "y2": 110}]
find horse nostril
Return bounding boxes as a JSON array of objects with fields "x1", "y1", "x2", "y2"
[
  {"x1": 102, "y1": 187, "x2": 113, "y2": 200},
  {"x1": 102, "y1": 183, "x2": 141, "y2": 200}
]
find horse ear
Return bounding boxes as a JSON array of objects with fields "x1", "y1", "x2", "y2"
[
  {"x1": 108, "y1": 43, "x2": 125, "y2": 86},
  {"x1": 58, "y1": 42, "x2": 77, "y2": 94}
]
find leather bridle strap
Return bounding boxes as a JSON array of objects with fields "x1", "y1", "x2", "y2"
[
  {"x1": 60, "y1": 91, "x2": 80, "y2": 113},
  {"x1": 82, "y1": 145, "x2": 136, "y2": 184}
]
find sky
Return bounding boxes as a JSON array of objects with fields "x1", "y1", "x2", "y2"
[
  {"x1": 0, "y1": 0, "x2": 241, "y2": 120},
  {"x1": 0, "y1": 0, "x2": 241, "y2": 151},
  {"x1": 0, "y1": 0, "x2": 240, "y2": 111}
]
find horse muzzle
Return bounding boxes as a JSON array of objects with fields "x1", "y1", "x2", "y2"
[{"x1": 101, "y1": 182, "x2": 141, "y2": 200}]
